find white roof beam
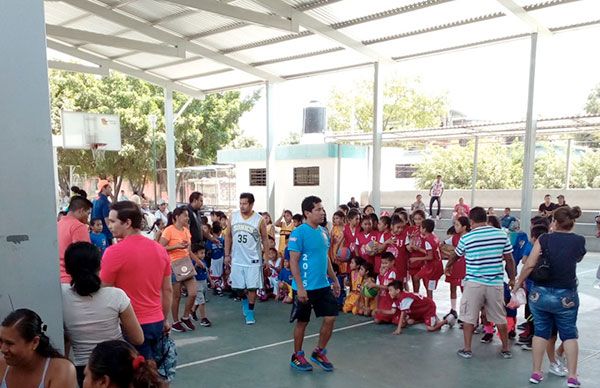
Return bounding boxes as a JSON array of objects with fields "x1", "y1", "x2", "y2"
[
  {"x1": 255, "y1": 0, "x2": 393, "y2": 63},
  {"x1": 48, "y1": 60, "x2": 109, "y2": 76},
  {"x1": 494, "y1": 0, "x2": 552, "y2": 35},
  {"x1": 46, "y1": 25, "x2": 187, "y2": 58},
  {"x1": 47, "y1": 39, "x2": 204, "y2": 97},
  {"x1": 60, "y1": 0, "x2": 283, "y2": 82},
  {"x1": 160, "y1": 0, "x2": 299, "y2": 33}
]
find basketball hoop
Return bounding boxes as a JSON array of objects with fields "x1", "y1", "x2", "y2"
[{"x1": 91, "y1": 143, "x2": 107, "y2": 162}]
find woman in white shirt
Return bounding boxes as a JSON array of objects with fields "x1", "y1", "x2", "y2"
[{"x1": 62, "y1": 242, "x2": 143, "y2": 387}]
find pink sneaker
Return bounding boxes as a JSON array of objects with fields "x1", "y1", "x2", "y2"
[{"x1": 529, "y1": 372, "x2": 543, "y2": 384}]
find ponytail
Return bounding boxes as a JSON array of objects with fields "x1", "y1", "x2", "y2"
[
  {"x1": 89, "y1": 340, "x2": 162, "y2": 388},
  {"x1": 65, "y1": 242, "x2": 102, "y2": 296}
]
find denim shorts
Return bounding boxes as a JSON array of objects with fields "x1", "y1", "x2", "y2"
[
  {"x1": 529, "y1": 285, "x2": 579, "y2": 341},
  {"x1": 136, "y1": 320, "x2": 165, "y2": 361}
]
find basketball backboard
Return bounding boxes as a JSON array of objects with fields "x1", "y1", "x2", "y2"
[{"x1": 61, "y1": 111, "x2": 121, "y2": 151}]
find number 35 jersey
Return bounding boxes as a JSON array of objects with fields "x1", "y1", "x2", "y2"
[{"x1": 231, "y1": 211, "x2": 263, "y2": 267}]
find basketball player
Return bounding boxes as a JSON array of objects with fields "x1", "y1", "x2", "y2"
[{"x1": 224, "y1": 193, "x2": 270, "y2": 325}]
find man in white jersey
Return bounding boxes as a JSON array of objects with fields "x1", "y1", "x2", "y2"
[{"x1": 224, "y1": 192, "x2": 270, "y2": 325}]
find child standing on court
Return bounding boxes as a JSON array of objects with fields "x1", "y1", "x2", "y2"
[
  {"x1": 443, "y1": 216, "x2": 471, "y2": 318},
  {"x1": 373, "y1": 253, "x2": 397, "y2": 323},
  {"x1": 191, "y1": 245, "x2": 211, "y2": 327},
  {"x1": 374, "y1": 216, "x2": 392, "y2": 273},
  {"x1": 411, "y1": 219, "x2": 444, "y2": 299},
  {"x1": 206, "y1": 222, "x2": 225, "y2": 296},
  {"x1": 342, "y1": 257, "x2": 363, "y2": 314},
  {"x1": 406, "y1": 209, "x2": 427, "y2": 293},
  {"x1": 89, "y1": 218, "x2": 108, "y2": 255}
]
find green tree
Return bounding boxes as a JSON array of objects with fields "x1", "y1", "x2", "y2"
[
  {"x1": 225, "y1": 131, "x2": 261, "y2": 149},
  {"x1": 279, "y1": 132, "x2": 301, "y2": 145},
  {"x1": 572, "y1": 149, "x2": 600, "y2": 188},
  {"x1": 50, "y1": 70, "x2": 258, "y2": 195},
  {"x1": 327, "y1": 78, "x2": 447, "y2": 132}
]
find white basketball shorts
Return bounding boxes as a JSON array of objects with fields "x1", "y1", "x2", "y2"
[{"x1": 230, "y1": 264, "x2": 262, "y2": 290}]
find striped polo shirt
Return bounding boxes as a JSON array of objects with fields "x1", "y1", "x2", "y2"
[{"x1": 455, "y1": 226, "x2": 513, "y2": 286}]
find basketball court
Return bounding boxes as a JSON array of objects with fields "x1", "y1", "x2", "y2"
[{"x1": 170, "y1": 254, "x2": 600, "y2": 388}]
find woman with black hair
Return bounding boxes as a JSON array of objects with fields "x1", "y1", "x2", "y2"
[
  {"x1": 62, "y1": 242, "x2": 143, "y2": 387},
  {"x1": 83, "y1": 340, "x2": 162, "y2": 388},
  {"x1": 0, "y1": 308, "x2": 77, "y2": 387}
]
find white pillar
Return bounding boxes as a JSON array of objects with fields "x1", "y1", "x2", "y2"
[
  {"x1": 164, "y1": 88, "x2": 177, "y2": 210},
  {"x1": 0, "y1": 0, "x2": 64, "y2": 349},
  {"x1": 371, "y1": 62, "x2": 384, "y2": 214},
  {"x1": 265, "y1": 82, "x2": 276, "y2": 215},
  {"x1": 520, "y1": 33, "x2": 539, "y2": 234},
  {"x1": 471, "y1": 136, "x2": 480, "y2": 207},
  {"x1": 336, "y1": 143, "x2": 342, "y2": 207},
  {"x1": 565, "y1": 138, "x2": 572, "y2": 190}
]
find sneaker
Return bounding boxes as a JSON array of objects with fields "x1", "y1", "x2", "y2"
[
  {"x1": 509, "y1": 330, "x2": 517, "y2": 340},
  {"x1": 457, "y1": 349, "x2": 473, "y2": 359},
  {"x1": 567, "y1": 377, "x2": 581, "y2": 387},
  {"x1": 181, "y1": 317, "x2": 196, "y2": 331},
  {"x1": 517, "y1": 322, "x2": 527, "y2": 330},
  {"x1": 245, "y1": 310, "x2": 255, "y2": 325},
  {"x1": 549, "y1": 362, "x2": 567, "y2": 377},
  {"x1": 200, "y1": 318, "x2": 212, "y2": 327},
  {"x1": 521, "y1": 342, "x2": 533, "y2": 351},
  {"x1": 310, "y1": 348, "x2": 334, "y2": 372},
  {"x1": 290, "y1": 351, "x2": 313, "y2": 372},
  {"x1": 518, "y1": 334, "x2": 533, "y2": 345},
  {"x1": 500, "y1": 350, "x2": 513, "y2": 359},
  {"x1": 445, "y1": 314, "x2": 457, "y2": 328},
  {"x1": 191, "y1": 310, "x2": 199, "y2": 321},
  {"x1": 556, "y1": 353, "x2": 567, "y2": 367},
  {"x1": 171, "y1": 321, "x2": 187, "y2": 332},
  {"x1": 529, "y1": 372, "x2": 543, "y2": 384},
  {"x1": 481, "y1": 333, "x2": 494, "y2": 343},
  {"x1": 474, "y1": 324, "x2": 484, "y2": 334},
  {"x1": 241, "y1": 298, "x2": 249, "y2": 317}
]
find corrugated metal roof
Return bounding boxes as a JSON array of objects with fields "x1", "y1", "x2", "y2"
[{"x1": 44, "y1": 0, "x2": 600, "y2": 96}]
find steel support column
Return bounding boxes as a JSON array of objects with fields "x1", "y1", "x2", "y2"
[
  {"x1": 565, "y1": 138, "x2": 572, "y2": 190},
  {"x1": 164, "y1": 88, "x2": 177, "y2": 210},
  {"x1": 471, "y1": 135, "x2": 480, "y2": 207},
  {"x1": 266, "y1": 82, "x2": 276, "y2": 216},
  {"x1": 371, "y1": 62, "x2": 384, "y2": 214},
  {"x1": 520, "y1": 33, "x2": 539, "y2": 234}
]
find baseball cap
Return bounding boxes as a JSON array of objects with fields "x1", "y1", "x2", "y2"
[
  {"x1": 97, "y1": 179, "x2": 110, "y2": 191},
  {"x1": 157, "y1": 199, "x2": 166, "y2": 205}
]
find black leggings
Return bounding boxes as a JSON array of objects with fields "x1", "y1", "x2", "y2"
[{"x1": 429, "y1": 196, "x2": 441, "y2": 216}]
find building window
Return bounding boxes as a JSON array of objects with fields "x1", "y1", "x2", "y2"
[
  {"x1": 294, "y1": 166, "x2": 319, "y2": 186},
  {"x1": 395, "y1": 164, "x2": 417, "y2": 179},
  {"x1": 249, "y1": 168, "x2": 266, "y2": 186}
]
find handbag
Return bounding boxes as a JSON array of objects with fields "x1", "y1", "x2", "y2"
[
  {"x1": 530, "y1": 234, "x2": 552, "y2": 283},
  {"x1": 154, "y1": 333, "x2": 177, "y2": 382},
  {"x1": 171, "y1": 257, "x2": 197, "y2": 282}
]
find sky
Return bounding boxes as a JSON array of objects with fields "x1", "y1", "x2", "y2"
[{"x1": 237, "y1": 24, "x2": 600, "y2": 146}]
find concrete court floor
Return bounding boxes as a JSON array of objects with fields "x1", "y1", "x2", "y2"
[{"x1": 171, "y1": 254, "x2": 600, "y2": 388}]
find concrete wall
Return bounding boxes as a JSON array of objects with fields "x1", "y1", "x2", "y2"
[{"x1": 361, "y1": 189, "x2": 600, "y2": 211}]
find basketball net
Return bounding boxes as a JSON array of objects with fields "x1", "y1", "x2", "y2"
[{"x1": 91, "y1": 143, "x2": 107, "y2": 162}]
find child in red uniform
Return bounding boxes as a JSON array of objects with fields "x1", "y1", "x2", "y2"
[
  {"x1": 357, "y1": 216, "x2": 378, "y2": 265},
  {"x1": 373, "y1": 253, "x2": 397, "y2": 323},
  {"x1": 387, "y1": 213, "x2": 410, "y2": 290},
  {"x1": 443, "y1": 216, "x2": 470, "y2": 317},
  {"x1": 374, "y1": 215, "x2": 392, "y2": 273},
  {"x1": 342, "y1": 209, "x2": 361, "y2": 257},
  {"x1": 382, "y1": 281, "x2": 455, "y2": 335},
  {"x1": 411, "y1": 219, "x2": 444, "y2": 299},
  {"x1": 406, "y1": 209, "x2": 427, "y2": 293}
]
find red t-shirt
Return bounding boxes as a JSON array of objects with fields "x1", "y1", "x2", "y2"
[
  {"x1": 342, "y1": 224, "x2": 360, "y2": 254},
  {"x1": 406, "y1": 226, "x2": 426, "y2": 270},
  {"x1": 57, "y1": 215, "x2": 91, "y2": 284},
  {"x1": 100, "y1": 234, "x2": 171, "y2": 324},
  {"x1": 422, "y1": 233, "x2": 444, "y2": 281},
  {"x1": 374, "y1": 231, "x2": 393, "y2": 273},
  {"x1": 376, "y1": 268, "x2": 397, "y2": 309},
  {"x1": 395, "y1": 291, "x2": 436, "y2": 319},
  {"x1": 357, "y1": 231, "x2": 379, "y2": 263}
]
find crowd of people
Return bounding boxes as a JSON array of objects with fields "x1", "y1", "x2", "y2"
[{"x1": 1, "y1": 177, "x2": 594, "y2": 387}]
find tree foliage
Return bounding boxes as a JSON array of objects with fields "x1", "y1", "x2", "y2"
[
  {"x1": 279, "y1": 132, "x2": 302, "y2": 145},
  {"x1": 327, "y1": 78, "x2": 447, "y2": 132},
  {"x1": 49, "y1": 70, "x2": 258, "y2": 195}
]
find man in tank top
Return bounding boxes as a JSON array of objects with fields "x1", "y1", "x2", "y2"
[{"x1": 225, "y1": 192, "x2": 270, "y2": 325}]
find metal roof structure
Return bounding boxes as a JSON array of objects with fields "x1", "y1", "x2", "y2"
[
  {"x1": 45, "y1": 0, "x2": 600, "y2": 96},
  {"x1": 325, "y1": 114, "x2": 600, "y2": 142}
]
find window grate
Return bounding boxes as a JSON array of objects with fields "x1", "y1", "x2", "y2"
[
  {"x1": 249, "y1": 168, "x2": 266, "y2": 186},
  {"x1": 293, "y1": 166, "x2": 319, "y2": 186}
]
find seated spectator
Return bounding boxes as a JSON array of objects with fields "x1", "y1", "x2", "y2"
[
  {"x1": 62, "y1": 241, "x2": 143, "y2": 386},
  {"x1": 84, "y1": 340, "x2": 162, "y2": 387},
  {"x1": 0, "y1": 309, "x2": 77, "y2": 387},
  {"x1": 453, "y1": 198, "x2": 470, "y2": 220},
  {"x1": 500, "y1": 208, "x2": 518, "y2": 230},
  {"x1": 411, "y1": 194, "x2": 427, "y2": 214}
]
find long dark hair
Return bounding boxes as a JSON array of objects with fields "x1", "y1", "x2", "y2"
[
  {"x1": 1, "y1": 309, "x2": 63, "y2": 358},
  {"x1": 65, "y1": 242, "x2": 102, "y2": 296},
  {"x1": 456, "y1": 216, "x2": 471, "y2": 232},
  {"x1": 167, "y1": 207, "x2": 187, "y2": 227},
  {"x1": 88, "y1": 340, "x2": 162, "y2": 388}
]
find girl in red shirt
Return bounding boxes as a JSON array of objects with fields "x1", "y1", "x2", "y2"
[
  {"x1": 443, "y1": 216, "x2": 470, "y2": 316},
  {"x1": 406, "y1": 209, "x2": 427, "y2": 293},
  {"x1": 412, "y1": 219, "x2": 444, "y2": 299},
  {"x1": 357, "y1": 216, "x2": 379, "y2": 265},
  {"x1": 342, "y1": 209, "x2": 361, "y2": 258},
  {"x1": 374, "y1": 215, "x2": 392, "y2": 274},
  {"x1": 387, "y1": 213, "x2": 410, "y2": 290}
]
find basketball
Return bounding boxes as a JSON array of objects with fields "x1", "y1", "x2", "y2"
[
  {"x1": 362, "y1": 285, "x2": 378, "y2": 298},
  {"x1": 362, "y1": 240, "x2": 378, "y2": 256},
  {"x1": 337, "y1": 247, "x2": 352, "y2": 262}
]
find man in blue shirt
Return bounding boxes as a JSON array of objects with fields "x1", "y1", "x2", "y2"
[
  {"x1": 92, "y1": 180, "x2": 113, "y2": 245},
  {"x1": 288, "y1": 196, "x2": 340, "y2": 373}
]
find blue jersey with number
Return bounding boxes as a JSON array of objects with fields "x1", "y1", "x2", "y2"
[{"x1": 288, "y1": 223, "x2": 330, "y2": 291}]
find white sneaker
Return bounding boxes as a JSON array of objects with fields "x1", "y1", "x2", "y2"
[
  {"x1": 446, "y1": 314, "x2": 456, "y2": 328},
  {"x1": 549, "y1": 362, "x2": 567, "y2": 377}
]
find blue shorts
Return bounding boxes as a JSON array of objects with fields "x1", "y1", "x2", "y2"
[
  {"x1": 529, "y1": 285, "x2": 579, "y2": 341},
  {"x1": 136, "y1": 320, "x2": 164, "y2": 361}
]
